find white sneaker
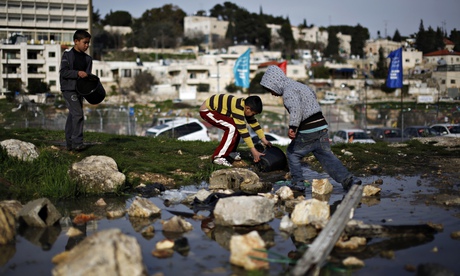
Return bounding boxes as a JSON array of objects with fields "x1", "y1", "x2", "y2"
[
  {"x1": 213, "y1": 157, "x2": 232, "y2": 167},
  {"x1": 229, "y1": 152, "x2": 241, "y2": 161}
]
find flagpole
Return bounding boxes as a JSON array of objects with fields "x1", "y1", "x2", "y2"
[{"x1": 401, "y1": 87, "x2": 404, "y2": 141}]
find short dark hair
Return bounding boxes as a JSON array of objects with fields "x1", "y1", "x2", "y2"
[
  {"x1": 245, "y1": 95, "x2": 263, "y2": 113},
  {"x1": 74, "y1": 30, "x2": 91, "y2": 41}
]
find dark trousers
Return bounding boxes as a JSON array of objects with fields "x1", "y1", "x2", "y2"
[{"x1": 63, "y1": 91, "x2": 84, "y2": 147}]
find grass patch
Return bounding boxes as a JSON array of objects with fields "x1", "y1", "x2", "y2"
[
  {"x1": 1, "y1": 127, "x2": 459, "y2": 201},
  {"x1": 0, "y1": 147, "x2": 77, "y2": 201},
  {"x1": 0, "y1": 128, "x2": 220, "y2": 201}
]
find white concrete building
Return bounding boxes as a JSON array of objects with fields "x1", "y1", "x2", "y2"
[
  {"x1": 0, "y1": 0, "x2": 92, "y2": 92},
  {"x1": 183, "y1": 16, "x2": 228, "y2": 51},
  {"x1": 292, "y1": 25, "x2": 328, "y2": 46}
]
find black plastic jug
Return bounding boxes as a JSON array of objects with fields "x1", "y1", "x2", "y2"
[{"x1": 255, "y1": 145, "x2": 287, "y2": 172}]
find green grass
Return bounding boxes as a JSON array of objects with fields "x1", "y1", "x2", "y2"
[{"x1": 0, "y1": 128, "x2": 221, "y2": 201}]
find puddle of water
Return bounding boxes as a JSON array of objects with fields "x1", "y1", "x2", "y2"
[{"x1": 1, "y1": 173, "x2": 459, "y2": 276}]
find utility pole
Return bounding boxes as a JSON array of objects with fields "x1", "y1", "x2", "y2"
[{"x1": 216, "y1": 60, "x2": 223, "y2": 94}]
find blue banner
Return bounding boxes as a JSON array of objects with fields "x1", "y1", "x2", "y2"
[
  {"x1": 233, "y1": 48, "x2": 251, "y2": 88},
  {"x1": 386, "y1": 47, "x2": 403, "y2": 88}
]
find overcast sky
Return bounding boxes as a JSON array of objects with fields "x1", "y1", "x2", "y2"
[{"x1": 92, "y1": 0, "x2": 460, "y2": 39}]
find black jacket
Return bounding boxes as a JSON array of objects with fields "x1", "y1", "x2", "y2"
[{"x1": 59, "y1": 48, "x2": 93, "y2": 92}]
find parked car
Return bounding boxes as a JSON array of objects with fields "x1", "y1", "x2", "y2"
[
  {"x1": 345, "y1": 95, "x2": 359, "y2": 103},
  {"x1": 370, "y1": 127, "x2": 408, "y2": 143},
  {"x1": 332, "y1": 129, "x2": 376, "y2": 144},
  {"x1": 145, "y1": 117, "x2": 211, "y2": 142},
  {"x1": 252, "y1": 132, "x2": 291, "y2": 146},
  {"x1": 403, "y1": 126, "x2": 439, "y2": 138},
  {"x1": 430, "y1": 124, "x2": 460, "y2": 137},
  {"x1": 324, "y1": 91, "x2": 339, "y2": 101},
  {"x1": 439, "y1": 96, "x2": 454, "y2": 102},
  {"x1": 319, "y1": 98, "x2": 336, "y2": 105}
]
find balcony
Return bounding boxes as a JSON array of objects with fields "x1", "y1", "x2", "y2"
[{"x1": 437, "y1": 65, "x2": 460, "y2": 72}]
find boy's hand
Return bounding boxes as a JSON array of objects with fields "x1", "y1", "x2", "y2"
[
  {"x1": 250, "y1": 147, "x2": 264, "y2": 163},
  {"x1": 78, "y1": 71, "x2": 88, "y2": 78},
  {"x1": 261, "y1": 137, "x2": 272, "y2": 147},
  {"x1": 288, "y1": 129, "x2": 297, "y2": 139}
]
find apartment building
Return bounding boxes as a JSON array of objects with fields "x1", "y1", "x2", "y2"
[
  {"x1": 0, "y1": 0, "x2": 92, "y2": 93},
  {"x1": 183, "y1": 16, "x2": 228, "y2": 51}
]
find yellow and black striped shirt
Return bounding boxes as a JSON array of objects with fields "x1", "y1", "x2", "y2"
[{"x1": 205, "y1": 94, "x2": 265, "y2": 148}]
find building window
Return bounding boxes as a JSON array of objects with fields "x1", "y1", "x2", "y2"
[
  {"x1": 441, "y1": 80, "x2": 446, "y2": 84},
  {"x1": 451, "y1": 79, "x2": 456, "y2": 84},
  {"x1": 49, "y1": 66, "x2": 56, "y2": 72},
  {"x1": 49, "y1": 80, "x2": 56, "y2": 86},
  {"x1": 122, "y1": 69, "x2": 132, "y2": 77},
  {"x1": 48, "y1": 52, "x2": 56, "y2": 58},
  {"x1": 63, "y1": 4, "x2": 74, "y2": 11},
  {"x1": 76, "y1": 5, "x2": 87, "y2": 11}
]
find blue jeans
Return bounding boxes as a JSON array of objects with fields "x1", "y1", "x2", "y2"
[{"x1": 287, "y1": 129, "x2": 352, "y2": 186}]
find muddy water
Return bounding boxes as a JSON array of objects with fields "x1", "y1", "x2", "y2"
[{"x1": 1, "y1": 172, "x2": 459, "y2": 276}]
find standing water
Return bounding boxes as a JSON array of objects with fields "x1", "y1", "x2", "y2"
[{"x1": 1, "y1": 170, "x2": 459, "y2": 276}]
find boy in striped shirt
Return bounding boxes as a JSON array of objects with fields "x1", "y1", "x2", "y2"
[{"x1": 200, "y1": 94, "x2": 272, "y2": 167}]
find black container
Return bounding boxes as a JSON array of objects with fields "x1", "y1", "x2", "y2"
[
  {"x1": 255, "y1": 145, "x2": 288, "y2": 172},
  {"x1": 76, "y1": 74, "x2": 106, "y2": 105}
]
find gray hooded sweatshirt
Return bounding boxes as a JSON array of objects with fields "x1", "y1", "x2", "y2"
[{"x1": 260, "y1": 65, "x2": 325, "y2": 131}]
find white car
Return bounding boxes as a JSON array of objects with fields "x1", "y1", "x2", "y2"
[
  {"x1": 430, "y1": 124, "x2": 460, "y2": 137},
  {"x1": 332, "y1": 129, "x2": 376, "y2": 144},
  {"x1": 145, "y1": 117, "x2": 211, "y2": 142},
  {"x1": 252, "y1": 132, "x2": 291, "y2": 146},
  {"x1": 319, "y1": 98, "x2": 336, "y2": 105}
]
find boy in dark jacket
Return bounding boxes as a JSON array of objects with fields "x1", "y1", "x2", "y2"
[
  {"x1": 59, "y1": 30, "x2": 92, "y2": 151},
  {"x1": 200, "y1": 94, "x2": 272, "y2": 167},
  {"x1": 260, "y1": 65, "x2": 362, "y2": 191}
]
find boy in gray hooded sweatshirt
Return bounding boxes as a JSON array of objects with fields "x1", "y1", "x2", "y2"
[{"x1": 260, "y1": 65, "x2": 362, "y2": 191}]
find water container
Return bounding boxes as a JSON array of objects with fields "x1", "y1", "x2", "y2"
[
  {"x1": 255, "y1": 145, "x2": 288, "y2": 172},
  {"x1": 76, "y1": 74, "x2": 106, "y2": 105}
]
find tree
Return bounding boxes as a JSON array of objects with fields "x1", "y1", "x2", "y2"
[
  {"x1": 350, "y1": 24, "x2": 369, "y2": 57},
  {"x1": 324, "y1": 29, "x2": 339, "y2": 58},
  {"x1": 392, "y1": 29, "x2": 402, "y2": 42},
  {"x1": 278, "y1": 17, "x2": 296, "y2": 58},
  {"x1": 225, "y1": 83, "x2": 238, "y2": 93},
  {"x1": 311, "y1": 66, "x2": 331, "y2": 79},
  {"x1": 373, "y1": 47, "x2": 388, "y2": 79},
  {"x1": 449, "y1": 29, "x2": 460, "y2": 52},
  {"x1": 102, "y1": 11, "x2": 132, "y2": 26},
  {"x1": 129, "y1": 4, "x2": 186, "y2": 48},
  {"x1": 132, "y1": 71, "x2": 155, "y2": 94},
  {"x1": 212, "y1": 3, "x2": 270, "y2": 49},
  {"x1": 415, "y1": 20, "x2": 427, "y2": 53},
  {"x1": 92, "y1": 8, "x2": 103, "y2": 25},
  {"x1": 27, "y1": 79, "x2": 49, "y2": 94},
  {"x1": 248, "y1": 72, "x2": 266, "y2": 94}
]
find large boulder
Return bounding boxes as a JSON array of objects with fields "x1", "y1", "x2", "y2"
[
  {"x1": 0, "y1": 139, "x2": 39, "y2": 161},
  {"x1": 68, "y1": 155, "x2": 126, "y2": 194},
  {"x1": 52, "y1": 229, "x2": 147, "y2": 276},
  {"x1": 291, "y1": 199, "x2": 330, "y2": 225},
  {"x1": 0, "y1": 206, "x2": 16, "y2": 245},
  {"x1": 209, "y1": 168, "x2": 263, "y2": 192},
  {"x1": 213, "y1": 196, "x2": 274, "y2": 226}
]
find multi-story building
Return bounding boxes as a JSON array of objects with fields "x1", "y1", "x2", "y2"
[
  {"x1": 0, "y1": 0, "x2": 92, "y2": 93},
  {"x1": 292, "y1": 25, "x2": 328, "y2": 46},
  {"x1": 183, "y1": 16, "x2": 228, "y2": 51},
  {"x1": 426, "y1": 39, "x2": 460, "y2": 98}
]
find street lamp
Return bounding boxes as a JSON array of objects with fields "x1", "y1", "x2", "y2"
[{"x1": 216, "y1": 60, "x2": 223, "y2": 94}]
